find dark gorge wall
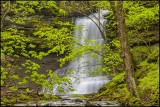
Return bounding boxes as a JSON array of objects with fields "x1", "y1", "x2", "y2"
[{"x1": 1, "y1": 53, "x2": 67, "y2": 94}]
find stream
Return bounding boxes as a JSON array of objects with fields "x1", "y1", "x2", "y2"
[{"x1": 13, "y1": 95, "x2": 120, "y2": 106}]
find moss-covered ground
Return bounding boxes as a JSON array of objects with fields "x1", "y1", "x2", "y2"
[{"x1": 90, "y1": 45, "x2": 159, "y2": 106}]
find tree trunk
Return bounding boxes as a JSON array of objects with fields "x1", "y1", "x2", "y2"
[
  {"x1": 1, "y1": 1, "x2": 11, "y2": 30},
  {"x1": 110, "y1": 1, "x2": 139, "y2": 97}
]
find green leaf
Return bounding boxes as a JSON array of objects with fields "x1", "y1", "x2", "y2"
[
  {"x1": 1, "y1": 80, "x2": 4, "y2": 85},
  {"x1": 10, "y1": 86, "x2": 18, "y2": 91}
]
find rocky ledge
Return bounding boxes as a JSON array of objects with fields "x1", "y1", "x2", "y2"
[{"x1": 13, "y1": 95, "x2": 120, "y2": 106}]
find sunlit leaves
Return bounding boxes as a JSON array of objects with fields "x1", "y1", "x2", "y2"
[
  {"x1": 22, "y1": 60, "x2": 40, "y2": 70},
  {"x1": 59, "y1": 9, "x2": 66, "y2": 16},
  {"x1": 28, "y1": 8, "x2": 35, "y2": 13},
  {"x1": 102, "y1": 39, "x2": 123, "y2": 74},
  {"x1": 1, "y1": 1, "x2": 9, "y2": 8},
  {"x1": 1, "y1": 1, "x2": 73, "y2": 102},
  {"x1": 1, "y1": 80, "x2": 5, "y2": 86},
  {"x1": 28, "y1": 43, "x2": 36, "y2": 48},
  {"x1": 18, "y1": 78, "x2": 28, "y2": 85},
  {"x1": 124, "y1": 1, "x2": 159, "y2": 31},
  {"x1": 58, "y1": 86, "x2": 65, "y2": 94},
  {"x1": 93, "y1": 1, "x2": 111, "y2": 10},
  {"x1": 138, "y1": 69, "x2": 159, "y2": 105},
  {"x1": 21, "y1": 60, "x2": 64, "y2": 92},
  {"x1": 31, "y1": 1, "x2": 39, "y2": 6},
  {"x1": 9, "y1": 86, "x2": 18, "y2": 91},
  {"x1": 110, "y1": 39, "x2": 121, "y2": 49},
  {"x1": 33, "y1": 25, "x2": 73, "y2": 56},
  {"x1": 1, "y1": 66, "x2": 8, "y2": 80},
  {"x1": 10, "y1": 75, "x2": 19, "y2": 80}
]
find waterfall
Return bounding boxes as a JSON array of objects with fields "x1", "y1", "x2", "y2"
[
  {"x1": 42, "y1": 10, "x2": 110, "y2": 95},
  {"x1": 68, "y1": 10, "x2": 110, "y2": 94}
]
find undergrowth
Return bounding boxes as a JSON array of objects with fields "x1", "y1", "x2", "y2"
[{"x1": 93, "y1": 45, "x2": 159, "y2": 106}]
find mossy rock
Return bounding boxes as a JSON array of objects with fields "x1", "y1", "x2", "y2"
[
  {"x1": 135, "y1": 45, "x2": 159, "y2": 79},
  {"x1": 93, "y1": 68, "x2": 159, "y2": 106},
  {"x1": 131, "y1": 46, "x2": 149, "y2": 65},
  {"x1": 147, "y1": 46, "x2": 159, "y2": 63},
  {"x1": 1, "y1": 90, "x2": 59, "y2": 106},
  {"x1": 138, "y1": 69, "x2": 159, "y2": 106}
]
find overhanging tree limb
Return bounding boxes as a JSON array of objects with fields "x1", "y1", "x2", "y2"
[{"x1": 66, "y1": 1, "x2": 107, "y2": 43}]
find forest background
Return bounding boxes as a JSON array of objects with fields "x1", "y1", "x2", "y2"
[{"x1": 1, "y1": 1, "x2": 159, "y2": 106}]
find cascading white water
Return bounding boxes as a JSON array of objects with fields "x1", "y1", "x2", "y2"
[
  {"x1": 42, "y1": 10, "x2": 110, "y2": 95},
  {"x1": 68, "y1": 10, "x2": 110, "y2": 94}
]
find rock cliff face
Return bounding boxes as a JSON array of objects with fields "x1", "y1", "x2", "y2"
[
  {"x1": 24, "y1": 54, "x2": 61, "y2": 74},
  {"x1": 1, "y1": 53, "x2": 67, "y2": 93}
]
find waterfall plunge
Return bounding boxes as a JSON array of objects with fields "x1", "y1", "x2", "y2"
[
  {"x1": 69, "y1": 10, "x2": 110, "y2": 94},
  {"x1": 43, "y1": 10, "x2": 110, "y2": 95}
]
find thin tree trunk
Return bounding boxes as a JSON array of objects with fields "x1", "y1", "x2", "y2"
[
  {"x1": 110, "y1": 1, "x2": 139, "y2": 97},
  {"x1": 1, "y1": 1, "x2": 11, "y2": 30}
]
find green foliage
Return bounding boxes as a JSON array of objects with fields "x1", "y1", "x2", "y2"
[
  {"x1": 124, "y1": 1, "x2": 159, "y2": 45},
  {"x1": 33, "y1": 25, "x2": 73, "y2": 57},
  {"x1": 93, "y1": 1, "x2": 111, "y2": 10},
  {"x1": 1, "y1": 28, "x2": 30, "y2": 58},
  {"x1": 95, "y1": 48, "x2": 159, "y2": 106},
  {"x1": 1, "y1": 96, "x2": 16, "y2": 106},
  {"x1": 26, "y1": 88, "x2": 32, "y2": 93},
  {"x1": 72, "y1": 94, "x2": 87, "y2": 99},
  {"x1": 21, "y1": 60, "x2": 69, "y2": 94},
  {"x1": 1, "y1": 1, "x2": 159, "y2": 106},
  {"x1": 135, "y1": 46, "x2": 159, "y2": 79},
  {"x1": 94, "y1": 42, "x2": 159, "y2": 105},
  {"x1": 111, "y1": 72, "x2": 125, "y2": 84},
  {"x1": 59, "y1": 37, "x2": 103, "y2": 67},
  {"x1": 147, "y1": 47, "x2": 159, "y2": 63},
  {"x1": 19, "y1": 94, "x2": 29, "y2": 100},
  {"x1": 131, "y1": 46, "x2": 149, "y2": 65},
  {"x1": 1, "y1": 1, "x2": 73, "y2": 60},
  {"x1": 102, "y1": 39, "x2": 123, "y2": 74},
  {"x1": 1, "y1": 1, "x2": 73, "y2": 104},
  {"x1": 139, "y1": 70, "x2": 159, "y2": 91},
  {"x1": 124, "y1": 1, "x2": 159, "y2": 30},
  {"x1": 1, "y1": 66, "x2": 8, "y2": 85},
  {"x1": 95, "y1": 72, "x2": 135, "y2": 105},
  {"x1": 10, "y1": 86, "x2": 18, "y2": 91},
  {"x1": 138, "y1": 69, "x2": 159, "y2": 105},
  {"x1": 62, "y1": 1, "x2": 159, "y2": 106},
  {"x1": 135, "y1": 46, "x2": 159, "y2": 105},
  {"x1": 10, "y1": 75, "x2": 19, "y2": 80}
]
